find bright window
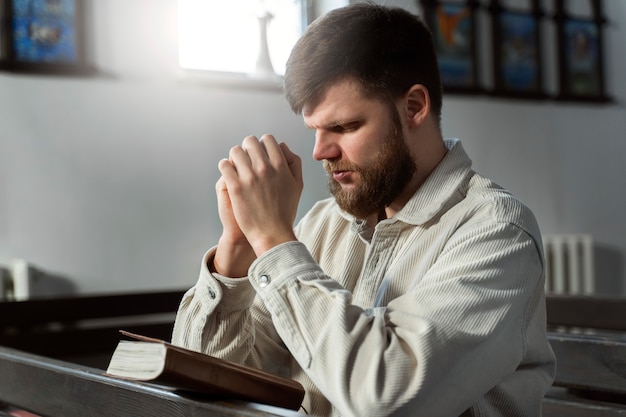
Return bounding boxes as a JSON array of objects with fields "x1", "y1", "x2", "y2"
[{"x1": 177, "y1": 0, "x2": 306, "y2": 77}]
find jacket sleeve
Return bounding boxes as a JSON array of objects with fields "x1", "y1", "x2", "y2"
[{"x1": 171, "y1": 247, "x2": 293, "y2": 378}]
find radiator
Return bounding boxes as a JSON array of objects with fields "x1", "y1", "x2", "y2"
[
  {"x1": 543, "y1": 234, "x2": 595, "y2": 295},
  {"x1": 0, "y1": 260, "x2": 75, "y2": 301},
  {"x1": 0, "y1": 259, "x2": 42, "y2": 301}
]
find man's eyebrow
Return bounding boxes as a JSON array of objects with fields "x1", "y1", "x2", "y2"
[{"x1": 304, "y1": 118, "x2": 361, "y2": 130}]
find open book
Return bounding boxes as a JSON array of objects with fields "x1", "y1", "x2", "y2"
[{"x1": 106, "y1": 331, "x2": 305, "y2": 411}]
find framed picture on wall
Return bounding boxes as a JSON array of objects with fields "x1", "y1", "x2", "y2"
[
  {"x1": 420, "y1": 0, "x2": 482, "y2": 94},
  {"x1": 0, "y1": 0, "x2": 92, "y2": 75},
  {"x1": 555, "y1": 0, "x2": 610, "y2": 102},
  {"x1": 490, "y1": 0, "x2": 546, "y2": 98},
  {"x1": 557, "y1": 18, "x2": 607, "y2": 101},
  {"x1": 0, "y1": 1, "x2": 7, "y2": 60}
]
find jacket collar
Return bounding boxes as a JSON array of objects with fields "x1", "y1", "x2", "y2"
[{"x1": 342, "y1": 139, "x2": 473, "y2": 234}]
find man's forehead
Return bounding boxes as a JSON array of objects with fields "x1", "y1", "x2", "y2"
[
  {"x1": 302, "y1": 80, "x2": 379, "y2": 121},
  {"x1": 302, "y1": 78, "x2": 367, "y2": 116}
]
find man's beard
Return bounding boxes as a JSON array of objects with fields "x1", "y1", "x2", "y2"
[{"x1": 325, "y1": 110, "x2": 416, "y2": 219}]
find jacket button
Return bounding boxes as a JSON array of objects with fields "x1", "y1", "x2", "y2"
[{"x1": 258, "y1": 274, "x2": 271, "y2": 287}]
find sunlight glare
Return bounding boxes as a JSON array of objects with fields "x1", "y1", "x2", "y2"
[{"x1": 178, "y1": 0, "x2": 304, "y2": 76}]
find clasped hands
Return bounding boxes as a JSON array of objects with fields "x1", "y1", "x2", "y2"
[{"x1": 212, "y1": 134, "x2": 303, "y2": 277}]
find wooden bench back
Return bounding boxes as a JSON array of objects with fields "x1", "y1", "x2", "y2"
[
  {"x1": 0, "y1": 290, "x2": 186, "y2": 368},
  {"x1": 547, "y1": 295, "x2": 626, "y2": 331}
]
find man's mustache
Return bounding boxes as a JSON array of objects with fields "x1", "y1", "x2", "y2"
[{"x1": 323, "y1": 161, "x2": 360, "y2": 173}]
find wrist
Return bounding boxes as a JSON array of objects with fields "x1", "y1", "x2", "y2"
[
  {"x1": 250, "y1": 231, "x2": 298, "y2": 257},
  {"x1": 213, "y1": 237, "x2": 256, "y2": 278}
]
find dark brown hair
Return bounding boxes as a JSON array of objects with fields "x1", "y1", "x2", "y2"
[{"x1": 283, "y1": 2, "x2": 442, "y2": 124}]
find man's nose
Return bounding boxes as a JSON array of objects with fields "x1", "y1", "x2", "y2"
[{"x1": 312, "y1": 131, "x2": 340, "y2": 161}]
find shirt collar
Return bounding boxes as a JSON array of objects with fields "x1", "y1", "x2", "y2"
[{"x1": 394, "y1": 138, "x2": 472, "y2": 225}]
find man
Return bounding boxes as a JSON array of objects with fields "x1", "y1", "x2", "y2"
[{"x1": 172, "y1": 3, "x2": 555, "y2": 416}]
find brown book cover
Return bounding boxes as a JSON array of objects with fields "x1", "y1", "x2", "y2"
[{"x1": 105, "y1": 330, "x2": 305, "y2": 411}]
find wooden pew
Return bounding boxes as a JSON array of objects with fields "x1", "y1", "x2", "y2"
[
  {"x1": 543, "y1": 294, "x2": 626, "y2": 416},
  {"x1": 3, "y1": 290, "x2": 626, "y2": 415},
  {"x1": 0, "y1": 289, "x2": 186, "y2": 368},
  {"x1": 547, "y1": 295, "x2": 626, "y2": 331},
  {"x1": 0, "y1": 290, "x2": 306, "y2": 416},
  {"x1": 0, "y1": 346, "x2": 301, "y2": 417}
]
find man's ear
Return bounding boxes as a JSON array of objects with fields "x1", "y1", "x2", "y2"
[{"x1": 404, "y1": 84, "x2": 430, "y2": 126}]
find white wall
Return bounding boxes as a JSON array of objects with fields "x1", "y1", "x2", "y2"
[{"x1": 0, "y1": 0, "x2": 624, "y2": 296}]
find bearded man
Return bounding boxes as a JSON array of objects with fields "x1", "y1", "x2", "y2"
[{"x1": 172, "y1": 4, "x2": 556, "y2": 417}]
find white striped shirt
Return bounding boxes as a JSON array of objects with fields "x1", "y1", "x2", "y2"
[{"x1": 172, "y1": 139, "x2": 556, "y2": 417}]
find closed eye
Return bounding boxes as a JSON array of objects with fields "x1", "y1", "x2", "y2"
[{"x1": 329, "y1": 121, "x2": 361, "y2": 134}]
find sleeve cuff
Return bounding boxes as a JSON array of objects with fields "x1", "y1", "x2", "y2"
[
  {"x1": 199, "y1": 248, "x2": 257, "y2": 313},
  {"x1": 248, "y1": 241, "x2": 324, "y2": 292}
]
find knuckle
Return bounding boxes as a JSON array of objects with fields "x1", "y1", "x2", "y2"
[
  {"x1": 229, "y1": 181, "x2": 245, "y2": 195},
  {"x1": 260, "y1": 133, "x2": 276, "y2": 143},
  {"x1": 242, "y1": 135, "x2": 258, "y2": 147},
  {"x1": 256, "y1": 163, "x2": 272, "y2": 178}
]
